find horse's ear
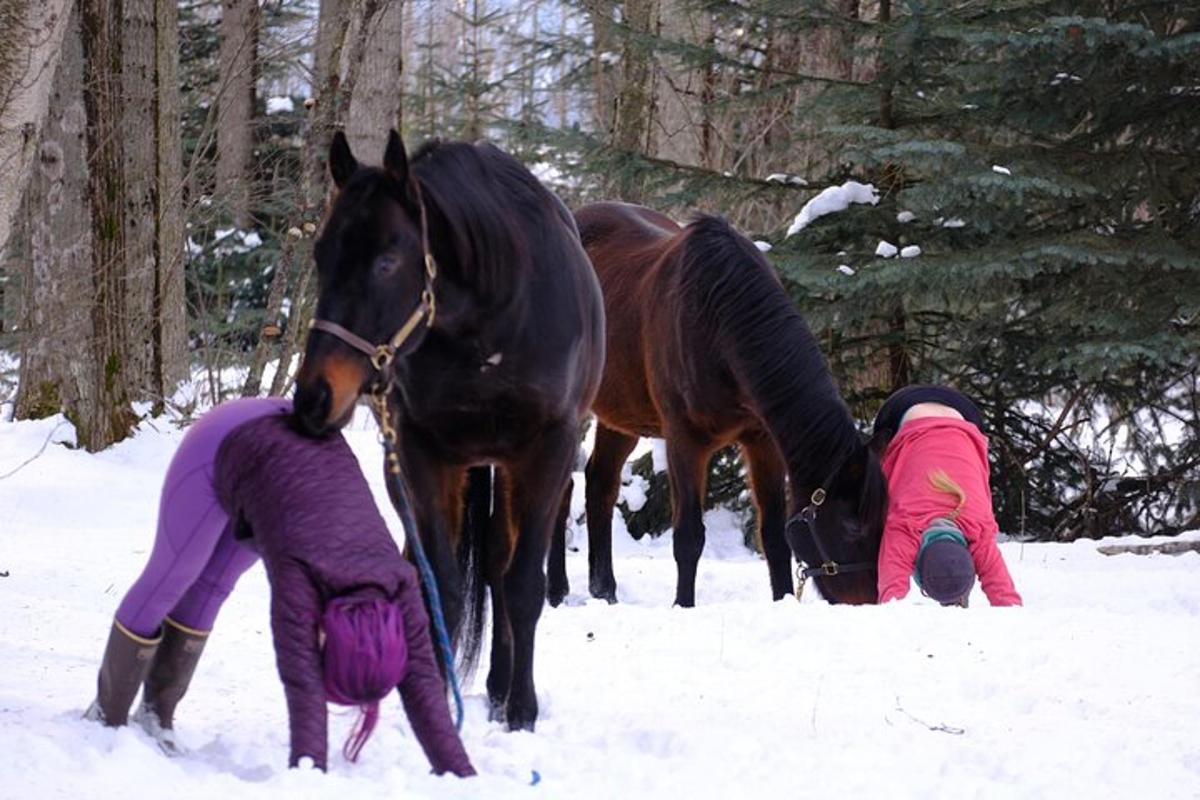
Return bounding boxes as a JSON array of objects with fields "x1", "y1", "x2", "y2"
[
  {"x1": 383, "y1": 129, "x2": 410, "y2": 187},
  {"x1": 329, "y1": 131, "x2": 358, "y2": 188}
]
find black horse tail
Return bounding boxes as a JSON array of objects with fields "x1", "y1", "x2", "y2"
[{"x1": 455, "y1": 465, "x2": 491, "y2": 681}]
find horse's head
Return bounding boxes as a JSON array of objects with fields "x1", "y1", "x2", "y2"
[
  {"x1": 785, "y1": 440, "x2": 888, "y2": 604},
  {"x1": 294, "y1": 130, "x2": 435, "y2": 436}
]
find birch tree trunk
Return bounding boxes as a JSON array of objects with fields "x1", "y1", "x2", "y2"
[
  {"x1": 15, "y1": 7, "x2": 99, "y2": 428},
  {"x1": 216, "y1": 0, "x2": 259, "y2": 228},
  {"x1": 0, "y1": 0, "x2": 73, "y2": 261}
]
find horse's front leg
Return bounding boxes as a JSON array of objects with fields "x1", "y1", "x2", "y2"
[
  {"x1": 546, "y1": 476, "x2": 574, "y2": 607},
  {"x1": 739, "y1": 428, "x2": 792, "y2": 600},
  {"x1": 584, "y1": 422, "x2": 638, "y2": 603},
  {"x1": 389, "y1": 430, "x2": 468, "y2": 651},
  {"x1": 501, "y1": 425, "x2": 578, "y2": 731},
  {"x1": 665, "y1": 432, "x2": 713, "y2": 608}
]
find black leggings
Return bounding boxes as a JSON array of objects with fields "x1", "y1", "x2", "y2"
[{"x1": 872, "y1": 384, "x2": 985, "y2": 441}]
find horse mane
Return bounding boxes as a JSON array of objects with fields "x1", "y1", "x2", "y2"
[
  {"x1": 410, "y1": 140, "x2": 551, "y2": 308},
  {"x1": 675, "y1": 214, "x2": 864, "y2": 487}
]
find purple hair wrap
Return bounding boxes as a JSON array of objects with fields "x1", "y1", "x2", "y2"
[{"x1": 321, "y1": 596, "x2": 409, "y2": 762}]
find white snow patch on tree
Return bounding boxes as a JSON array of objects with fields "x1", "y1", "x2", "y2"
[
  {"x1": 785, "y1": 181, "x2": 880, "y2": 237},
  {"x1": 766, "y1": 173, "x2": 808, "y2": 186},
  {"x1": 875, "y1": 240, "x2": 898, "y2": 258},
  {"x1": 900, "y1": 245, "x2": 922, "y2": 258},
  {"x1": 992, "y1": 165, "x2": 1012, "y2": 176},
  {"x1": 753, "y1": 240, "x2": 772, "y2": 252},
  {"x1": 896, "y1": 211, "x2": 917, "y2": 223},
  {"x1": 837, "y1": 265, "x2": 856, "y2": 276},
  {"x1": 942, "y1": 218, "x2": 966, "y2": 228},
  {"x1": 266, "y1": 96, "x2": 294, "y2": 114}
]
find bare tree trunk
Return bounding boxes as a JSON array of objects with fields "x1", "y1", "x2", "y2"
[
  {"x1": 155, "y1": 0, "x2": 187, "y2": 395},
  {"x1": 79, "y1": 0, "x2": 140, "y2": 450},
  {"x1": 699, "y1": 15, "x2": 717, "y2": 172},
  {"x1": 216, "y1": 0, "x2": 259, "y2": 228},
  {"x1": 121, "y1": 0, "x2": 159, "y2": 402},
  {"x1": 582, "y1": 0, "x2": 618, "y2": 137},
  {"x1": 0, "y1": 0, "x2": 74, "y2": 260},
  {"x1": 250, "y1": 0, "x2": 363, "y2": 398},
  {"x1": 15, "y1": 7, "x2": 99, "y2": 428},
  {"x1": 611, "y1": 0, "x2": 658, "y2": 202},
  {"x1": 117, "y1": 0, "x2": 187, "y2": 410},
  {"x1": 348, "y1": 0, "x2": 404, "y2": 159}
]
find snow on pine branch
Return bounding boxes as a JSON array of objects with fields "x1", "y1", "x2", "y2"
[{"x1": 785, "y1": 181, "x2": 880, "y2": 237}]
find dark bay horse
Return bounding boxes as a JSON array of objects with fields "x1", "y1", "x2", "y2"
[
  {"x1": 547, "y1": 202, "x2": 886, "y2": 608},
  {"x1": 293, "y1": 131, "x2": 605, "y2": 730}
]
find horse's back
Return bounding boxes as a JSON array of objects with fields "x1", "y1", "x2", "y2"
[{"x1": 578, "y1": 203, "x2": 777, "y2": 442}]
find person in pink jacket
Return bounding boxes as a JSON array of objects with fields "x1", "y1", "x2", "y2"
[{"x1": 872, "y1": 385, "x2": 1022, "y2": 607}]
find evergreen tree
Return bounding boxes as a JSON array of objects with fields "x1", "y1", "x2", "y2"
[
  {"x1": 773, "y1": 6, "x2": 1200, "y2": 539},
  {"x1": 536, "y1": 1, "x2": 1200, "y2": 540}
]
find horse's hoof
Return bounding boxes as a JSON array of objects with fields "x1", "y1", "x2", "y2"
[
  {"x1": 546, "y1": 587, "x2": 567, "y2": 607},
  {"x1": 487, "y1": 698, "x2": 507, "y2": 724},
  {"x1": 588, "y1": 581, "x2": 618, "y2": 604},
  {"x1": 506, "y1": 711, "x2": 536, "y2": 733}
]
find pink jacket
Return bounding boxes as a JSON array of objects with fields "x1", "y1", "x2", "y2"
[{"x1": 878, "y1": 417, "x2": 1022, "y2": 606}]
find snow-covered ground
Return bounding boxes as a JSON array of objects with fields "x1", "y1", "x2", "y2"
[{"x1": 2, "y1": 407, "x2": 1199, "y2": 799}]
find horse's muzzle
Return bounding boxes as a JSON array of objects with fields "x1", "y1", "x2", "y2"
[{"x1": 293, "y1": 377, "x2": 334, "y2": 437}]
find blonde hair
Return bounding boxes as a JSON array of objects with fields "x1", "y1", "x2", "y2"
[{"x1": 928, "y1": 469, "x2": 966, "y2": 520}]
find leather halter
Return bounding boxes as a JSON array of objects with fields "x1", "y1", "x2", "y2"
[
  {"x1": 309, "y1": 182, "x2": 438, "y2": 376},
  {"x1": 786, "y1": 449, "x2": 877, "y2": 595}
]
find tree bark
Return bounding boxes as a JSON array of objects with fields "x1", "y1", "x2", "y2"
[
  {"x1": 0, "y1": 0, "x2": 73, "y2": 261},
  {"x1": 121, "y1": 0, "x2": 159, "y2": 402},
  {"x1": 216, "y1": 0, "x2": 259, "y2": 228},
  {"x1": 348, "y1": 0, "x2": 404, "y2": 160},
  {"x1": 155, "y1": 0, "x2": 187, "y2": 395},
  {"x1": 116, "y1": 0, "x2": 186, "y2": 409},
  {"x1": 79, "y1": 0, "x2": 139, "y2": 450},
  {"x1": 15, "y1": 7, "x2": 99, "y2": 429},
  {"x1": 611, "y1": 0, "x2": 658, "y2": 202},
  {"x1": 582, "y1": 0, "x2": 618, "y2": 137}
]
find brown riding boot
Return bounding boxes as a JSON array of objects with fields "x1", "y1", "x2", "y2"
[
  {"x1": 84, "y1": 620, "x2": 162, "y2": 726},
  {"x1": 134, "y1": 617, "x2": 209, "y2": 753}
]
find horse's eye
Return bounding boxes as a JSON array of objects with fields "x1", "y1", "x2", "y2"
[{"x1": 373, "y1": 254, "x2": 400, "y2": 279}]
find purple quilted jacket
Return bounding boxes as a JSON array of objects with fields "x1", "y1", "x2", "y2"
[{"x1": 214, "y1": 413, "x2": 474, "y2": 776}]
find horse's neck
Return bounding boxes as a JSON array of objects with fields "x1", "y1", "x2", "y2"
[
  {"x1": 722, "y1": 329, "x2": 859, "y2": 491},
  {"x1": 774, "y1": 393, "x2": 859, "y2": 491}
]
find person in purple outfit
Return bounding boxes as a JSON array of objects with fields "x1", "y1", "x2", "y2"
[{"x1": 85, "y1": 397, "x2": 474, "y2": 776}]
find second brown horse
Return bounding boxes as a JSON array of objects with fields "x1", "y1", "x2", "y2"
[{"x1": 548, "y1": 202, "x2": 887, "y2": 608}]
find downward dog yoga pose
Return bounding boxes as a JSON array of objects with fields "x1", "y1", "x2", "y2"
[
  {"x1": 86, "y1": 397, "x2": 474, "y2": 775},
  {"x1": 873, "y1": 385, "x2": 1022, "y2": 607}
]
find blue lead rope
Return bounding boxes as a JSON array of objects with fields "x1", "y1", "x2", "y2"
[{"x1": 383, "y1": 444, "x2": 465, "y2": 732}]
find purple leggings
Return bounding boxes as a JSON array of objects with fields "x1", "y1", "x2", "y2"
[{"x1": 115, "y1": 397, "x2": 293, "y2": 638}]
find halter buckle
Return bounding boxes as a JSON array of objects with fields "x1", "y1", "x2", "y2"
[
  {"x1": 810, "y1": 487, "x2": 827, "y2": 506},
  {"x1": 422, "y1": 286, "x2": 436, "y2": 327},
  {"x1": 820, "y1": 562, "x2": 840, "y2": 576},
  {"x1": 371, "y1": 345, "x2": 394, "y2": 372}
]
